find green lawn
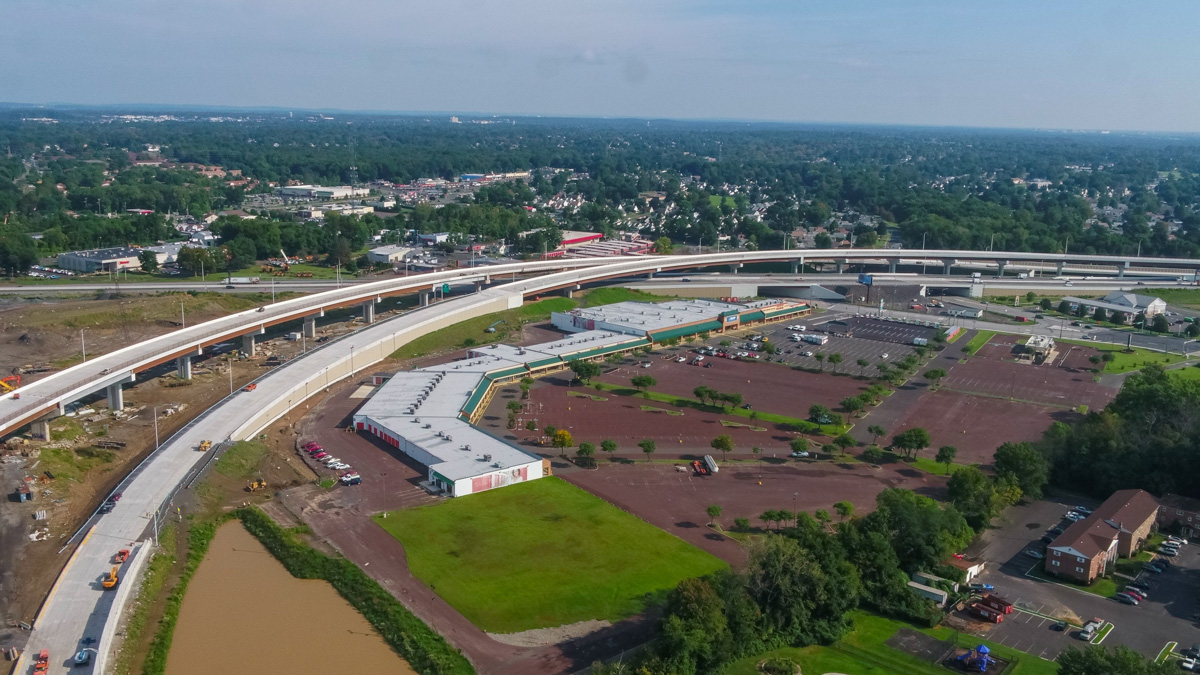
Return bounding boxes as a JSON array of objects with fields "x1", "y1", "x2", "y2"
[
  {"x1": 877, "y1": 449, "x2": 968, "y2": 477},
  {"x1": 372, "y1": 477, "x2": 726, "y2": 633},
  {"x1": 963, "y1": 330, "x2": 997, "y2": 355},
  {"x1": 1168, "y1": 364, "x2": 1200, "y2": 382},
  {"x1": 588, "y1": 382, "x2": 850, "y2": 436},
  {"x1": 1056, "y1": 339, "x2": 1186, "y2": 373},
  {"x1": 1143, "y1": 288, "x2": 1200, "y2": 313},
  {"x1": 391, "y1": 297, "x2": 578, "y2": 358},
  {"x1": 40, "y1": 446, "x2": 116, "y2": 483},
  {"x1": 1027, "y1": 563, "x2": 1119, "y2": 598},
  {"x1": 720, "y1": 611, "x2": 1057, "y2": 675}
]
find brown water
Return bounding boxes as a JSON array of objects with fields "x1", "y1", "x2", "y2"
[{"x1": 166, "y1": 522, "x2": 416, "y2": 675}]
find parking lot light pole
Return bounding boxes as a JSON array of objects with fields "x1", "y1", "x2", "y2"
[{"x1": 153, "y1": 406, "x2": 160, "y2": 449}]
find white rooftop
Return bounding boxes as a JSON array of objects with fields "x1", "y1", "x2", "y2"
[{"x1": 558, "y1": 299, "x2": 750, "y2": 333}]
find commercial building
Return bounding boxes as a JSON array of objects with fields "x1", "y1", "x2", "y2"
[
  {"x1": 552, "y1": 299, "x2": 810, "y2": 338},
  {"x1": 367, "y1": 245, "x2": 418, "y2": 265},
  {"x1": 1025, "y1": 335, "x2": 1055, "y2": 358},
  {"x1": 355, "y1": 298, "x2": 808, "y2": 497},
  {"x1": 417, "y1": 232, "x2": 451, "y2": 246},
  {"x1": 1045, "y1": 489, "x2": 1159, "y2": 584},
  {"x1": 1061, "y1": 292, "x2": 1166, "y2": 320},
  {"x1": 56, "y1": 247, "x2": 143, "y2": 273},
  {"x1": 276, "y1": 185, "x2": 369, "y2": 199}
]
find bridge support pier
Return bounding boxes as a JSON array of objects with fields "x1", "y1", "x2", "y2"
[
  {"x1": 1118, "y1": 261, "x2": 1129, "y2": 278},
  {"x1": 303, "y1": 316, "x2": 317, "y2": 339},
  {"x1": 942, "y1": 259, "x2": 956, "y2": 275},
  {"x1": 835, "y1": 259, "x2": 847, "y2": 274},
  {"x1": 645, "y1": 271, "x2": 655, "y2": 279},
  {"x1": 1056, "y1": 261, "x2": 1065, "y2": 276},
  {"x1": 419, "y1": 290, "x2": 431, "y2": 307},
  {"x1": 729, "y1": 264, "x2": 741, "y2": 274},
  {"x1": 996, "y1": 260, "x2": 1008, "y2": 277},
  {"x1": 106, "y1": 383, "x2": 124, "y2": 411},
  {"x1": 242, "y1": 333, "x2": 258, "y2": 357},
  {"x1": 790, "y1": 261, "x2": 799, "y2": 274},
  {"x1": 361, "y1": 301, "x2": 376, "y2": 324},
  {"x1": 176, "y1": 355, "x2": 192, "y2": 380},
  {"x1": 30, "y1": 419, "x2": 51, "y2": 440}
]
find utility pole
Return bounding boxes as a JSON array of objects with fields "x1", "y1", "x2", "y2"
[
  {"x1": 81, "y1": 330, "x2": 86, "y2": 362},
  {"x1": 181, "y1": 300, "x2": 186, "y2": 328},
  {"x1": 153, "y1": 406, "x2": 160, "y2": 449},
  {"x1": 228, "y1": 355, "x2": 233, "y2": 394}
]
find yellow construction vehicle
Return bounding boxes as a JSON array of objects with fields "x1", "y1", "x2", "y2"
[
  {"x1": 248, "y1": 478, "x2": 267, "y2": 491},
  {"x1": 0, "y1": 375, "x2": 20, "y2": 393},
  {"x1": 197, "y1": 440, "x2": 212, "y2": 452},
  {"x1": 102, "y1": 566, "x2": 119, "y2": 590}
]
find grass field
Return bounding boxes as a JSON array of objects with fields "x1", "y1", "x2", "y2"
[
  {"x1": 371, "y1": 477, "x2": 725, "y2": 633},
  {"x1": 878, "y1": 449, "x2": 968, "y2": 477},
  {"x1": 1169, "y1": 365, "x2": 1200, "y2": 381},
  {"x1": 1144, "y1": 288, "x2": 1200, "y2": 313},
  {"x1": 962, "y1": 330, "x2": 997, "y2": 355},
  {"x1": 39, "y1": 446, "x2": 116, "y2": 483},
  {"x1": 391, "y1": 297, "x2": 578, "y2": 358},
  {"x1": 1056, "y1": 338, "x2": 1186, "y2": 373},
  {"x1": 720, "y1": 611, "x2": 1056, "y2": 675},
  {"x1": 213, "y1": 440, "x2": 269, "y2": 480},
  {"x1": 581, "y1": 286, "x2": 675, "y2": 307}
]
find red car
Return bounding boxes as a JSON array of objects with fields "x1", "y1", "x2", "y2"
[
  {"x1": 312, "y1": 451, "x2": 328, "y2": 460},
  {"x1": 107, "y1": 492, "x2": 122, "y2": 503},
  {"x1": 303, "y1": 442, "x2": 321, "y2": 451}
]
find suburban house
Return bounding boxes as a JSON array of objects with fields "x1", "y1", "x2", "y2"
[
  {"x1": 1100, "y1": 291, "x2": 1167, "y2": 317},
  {"x1": 1157, "y1": 493, "x2": 1200, "y2": 539},
  {"x1": 1045, "y1": 489, "x2": 1159, "y2": 584}
]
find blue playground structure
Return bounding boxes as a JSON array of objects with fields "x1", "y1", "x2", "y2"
[{"x1": 956, "y1": 644, "x2": 996, "y2": 672}]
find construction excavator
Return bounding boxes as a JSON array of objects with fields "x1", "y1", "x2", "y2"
[
  {"x1": 197, "y1": 440, "x2": 213, "y2": 452},
  {"x1": 248, "y1": 478, "x2": 267, "y2": 491},
  {"x1": 0, "y1": 374, "x2": 20, "y2": 393},
  {"x1": 102, "y1": 566, "x2": 119, "y2": 590}
]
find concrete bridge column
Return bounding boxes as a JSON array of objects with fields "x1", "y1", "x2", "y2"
[
  {"x1": 942, "y1": 259, "x2": 956, "y2": 275},
  {"x1": 361, "y1": 300, "x2": 376, "y2": 324},
  {"x1": 996, "y1": 260, "x2": 1008, "y2": 277},
  {"x1": 729, "y1": 264, "x2": 741, "y2": 274},
  {"x1": 30, "y1": 419, "x2": 51, "y2": 439},
  {"x1": 176, "y1": 355, "x2": 193, "y2": 380},
  {"x1": 645, "y1": 271, "x2": 655, "y2": 279},
  {"x1": 1056, "y1": 261, "x2": 1066, "y2": 276},
  {"x1": 242, "y1": 333, "x2": 258, "y2": 357},
  {"x1": 106, "y1": 382, "x2": 124, "y2": 411},
  {"x1": 790, "y1": 261, "x2": 799, "y2": 274},
  {"x1": 888, "y1": 260, "x2": 898, "y2": 273},
  {"x1": 835, "y1": 259, "x2": 847, "y2": 274},
  {"x1": 420, "y1": 290, "x2": 431, "y2": 307},
  {"x1": 1118, "y1": 261, "x2": 1130, "y2": 278},
  {"x1": 302, "y1": 315, "x2": 317, "y2": 339}
]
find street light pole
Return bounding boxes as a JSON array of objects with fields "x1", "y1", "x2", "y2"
[
  {"x1": 228, "y1": 355, "x2": 233, "y2": 394},
  {"x1": 81, "y1": 329, "x2": 86, "y2": 363},
  {"x1": 153, "y1": 406, "x2": 160, "y2": 449},
  {"x1": 181, "y1": 300, "x2": 185, "y2": 329}
]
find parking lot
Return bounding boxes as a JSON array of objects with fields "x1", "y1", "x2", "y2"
[
  {"x1": 969, "y1": 497, "x2": 1200, "y2": 662},
  {"x1": 740, "y1": 321, "x2": 918, "y2": 371},
  {"x1": 820, "y1": 315, "x2": 943, "y2": 345}
]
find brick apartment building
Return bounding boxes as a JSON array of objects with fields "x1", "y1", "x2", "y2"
[
  {"x1": 1045, "y1": 489, "x2": 1159, "y2": 585},
  {"x1": 1157, "y1": 493, "x2": 1200, "y2": 539}
]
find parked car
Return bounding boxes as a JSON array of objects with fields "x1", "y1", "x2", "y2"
[
  {"x1": 1169, "y1": 536, "x2": 1189, "y2": 546},
  {"x1": 1075, "y1": 506, "x2": 1093, "y2": 515},
  {"x1": 99, "y1": 503, "x2": 114, "y2": 514},
  {"x1": 303, "y1": 442, "x2": 321, "y2": 450},
  {"x1": 1065, "y1": 511, "x2": 1084, "y2": 522},
  {"x1": 1025, "y1": 549, "x2": 1045, "y2": 559},
  {"x1": 312, "y1": 451, "x2": 328, "y2": 459},
  {"x1": 1180, "y1": 657, "x2": 1197, "y2": 671},
  {"x1": 968, "y1": 583, "x2": 995, "y2": 592},
  {"x1": 108, "y1": 492, "x2": 122, "y2": 503},
  {"x1": 803, "y1": 351, "x2": 814, "y2": 357},
  {"x1": 1127, "y1": 581, "x2": 1150, "y2": 592},
  {"x1": 1114, "y1": 593, "x2": 1139, "y2": 605},
  {"x1": 1159, "y1": 547, "x2": 1179, "y2": 557},
  {"x1": 1143, "y1": 564, "x2": 1164, "y2": 574},
  {"x1": 1050, "y1": 620, "x2": 1068, "y2": 632},
  {"x1": 1042, "y1": 534, "x2": 1057, "y2": 544},
  {"x1": 789, "y1": 450, "x2": 810, "y2": 458},
  {"x1": 1124, "y1": 588, "x2": 1147, "y2": 601},
  {"x1": 1182, "y1": 643, "x2": 1200, "y2": 659},
  {"x1": 1049, "y1": 526, "x2": 1064, "y2": 536}
]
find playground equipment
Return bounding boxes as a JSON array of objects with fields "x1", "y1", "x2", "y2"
[{"x1": 956, "y1": 644, "x2": 996, "y2": 672}]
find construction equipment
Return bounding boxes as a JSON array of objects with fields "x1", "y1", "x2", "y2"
[
  {"x1": 197, "y1": 439, "x2": 213, "y2": 452},
  {"x1": 114, "y1": 549, "x2": 129, "y2": 564},
  {"x1": 248, "y1": 478, "x2": 267, "y2": 491},
  {"x1": 34, "y1": 649, "x2": 49, "y2": 674},
  {"x1": 484, "y1": 319, "x2": 506, "y2": 334},
  {"x1": 102, "y1": 566, "x2": 119, "y2": 590},
  {"x1": 0, "y1": 374, "x2": 20, "y2": 392}
]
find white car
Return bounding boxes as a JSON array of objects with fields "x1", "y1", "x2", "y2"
[
  {"x1": 1169, "y1": 536, "x2": 1188, "y2": 546},
  {"x1": 1181, "y1": 657, "x2": 1197, "y2": 671},
  {"x1": 1065, "y1": 511, "x2": 1084, "y2": 522},
  {"x1": 322, "y1": 456, "x2": 341, "y2": 465},
  {"x1": 803, "y1": 351, "x2": 814, "y2": 357},
  {"x1": 881, "y1": 353, "x2": 889, "y2": 359},
  {"x1": 675, "y1": 356, "x2": 686, "y2": 362}
]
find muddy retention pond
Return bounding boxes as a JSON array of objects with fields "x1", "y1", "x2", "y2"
[{"x1": 166, "y1": 522, "x2": 415, "y2": 675}]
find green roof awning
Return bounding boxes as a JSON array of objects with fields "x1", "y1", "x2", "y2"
[
  {"x1": 486, "y1": 365, "x2": 529, "y2": 380},
  {"x1": 564, "y1": 338, "x2": 648, "y2": 361},
  {"x1": 526, "y1": 356, "x2": 562, "y2": 370},
  {"x1": 461, "y1": 384, "x2": 491, "y2": 417},
  {"x1": 650, "y1": 320, "x2": 723, "y2": 342},
  {"x1": 740, "y1": 310, "x2": 766, "y2": 322}
]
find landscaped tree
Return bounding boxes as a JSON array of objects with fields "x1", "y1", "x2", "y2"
[
  {"x1": 138, "y1": 249, "x2": 159, "y2": 273},
  {"x1": 759, "y1": 511, "x2": 774, "y2": 530},
  {"x1": 1074, "y1": 303, "x2": 1087, "y2": 318},
  {"x1": 1152, "y1": 314, "x2": 1170, "y2": 332},
  {"x1": 519, "y1": 377, "x2": 533, "y2": 399},
  {"x1": 576, "y1": 442, "x2": 596, "y2": 468},
  {"x1": 719, "y1": 392, "x2": 743, "y2": 410},
  {"x1": 693, "y1": 385, "x2": 713, "y2": 406},
  {"x1": 840, "y1": 395, "x2": 865, "y2": 417},
  {"x1": 815, "y1": 509, "x2": 832, "y2": 527},
  {"x1": 543, "y1": 424, "x2": 557, "y2": 438},
  {"x1": 638, "y1": 438, "x2": 656, "y2": 461},
  {"x1": 1056, "y1": 644, "x2": 1173, "y2": 675},
  {"x1": 711, "y1": 434, "x2": 734, "y2": 461},
  {"x1": 828, "y1": 353, "x2": 843, "y2": 373},
  {"x1": 891, "y1": 427, "x2": 931, "y2": 460},
  {"x1": 833, "y1": 433, "x2": 857, "y2": 456},
  {"x1": 923, "y1": 368, "x2": 947, "y2": 389},
  {"x1": 568, "y1": 359, "x2": 602, "y2": 384},
  {"x1": 551, "y1": 429, "x2": 574, "y2": 456},
  {"x1": 654, "y1": 236, "x2": 674, "y2": 254},
  {"x1": 525, "y1": 420, "x2": 537, "y2": 431},
  {"x1": 1057, "y1": 299, "x2": 1072, "y2": 314},
  {"x1": 808, "y1": 403, "x2": 834, "y2": 424},
  {"x1": 814, "y1": 353, "x2": 825, "y2": 370},
  {"x1": 1092, "y1": 307, "x2": 1107, "y2": 323},
  {"x1": 506, "y1": 400, "x2": 522, "y2": 414},
  {"x1": 947, "y1": 465, "x2": 1000, "y2": 529},
  {"x1": 993, "y1": 441, "x2": 1049, "y2": 500},
  {"x1": 856, "y1": 358, "x2": 870, "y2": 376},
  {"x1": 790, "y1": 437, "x2": 809, "y2": 455},
  {"x1": 862, "y1": 445, "x2": 884, "y2": 465},
  {"x1": 631, "y1": 374, "x2": 656, "y2": 396},
  {"x1": 1089, "y1": 355, "x2": 1102, "y2": 369},
  {"x1": 935, "y1": 445, "x2": 958, "y2": 474},
  {"x1": 1025, "y1": 291, "x2": 1036, "y2": 303},
  {"x1": 1039, "y1": 298, "x2": 1053, "y2": 311},
  {"x1": 834, "y1": 500, "x2": 854, "y2": 521},
  {"x1": 876, "y1": 363, "x2": 890, "y2": 379},
  {"x1": 867, "y1": 425, "x2": 887, "y2": 444},
  {"x1": 1188, "y1": 323, "x2": 1200, "y2": 338},
  {"x1": 734, "y1": 517, "x2": 750, "y2": 532},
  {"x1": 706, "y1": 504, "x2": 723, "y2": 525},
  {"x1": 600, "y1": 439, "x2": 617, "y2": 458},
  {"x1": 1111, "y1": 310, "x2": 1127, "y2": 325}
]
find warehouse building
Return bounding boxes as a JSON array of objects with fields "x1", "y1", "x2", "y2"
[
  {"x1": 551, "y1": 298, "x2": 810, "y2": 338},
  {"x1": 56, "y1": 247, "x2": 144, "y2": 273},
  {"x1": 367, "y1": 245, "x2": 418, "y2": 265}
]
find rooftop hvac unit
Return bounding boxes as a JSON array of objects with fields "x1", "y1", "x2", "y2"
[
  {"x1": 464, "y1": 444, "x2": 471, "y2": 451},
  {"x1": 445, "y1": 435, "x2": 452, "y2": 442},
  {"x1": 483, "y1": 453, "x2": 492, "y2": 461},
  {"x1": 405, "y1": 408, "x2": 414, "y2": 414},
  {"x1": 412, "y1": 417, "x2": 420, "y2": 423},
  {"x1": 423, "y1": 423, "x2": 432, "y2": 429},
  {"x1": 492, "y1": 462, "x2": 501, "y2": 468}
]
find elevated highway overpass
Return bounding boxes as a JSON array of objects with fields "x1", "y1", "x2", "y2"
[{"x1": 12, "y1": 248, "x2": 1200, "y2": 673}]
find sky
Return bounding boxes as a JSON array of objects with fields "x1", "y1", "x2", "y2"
[{"x1": 3, "y1": 0, "x2": 1199, "y2": 132}]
